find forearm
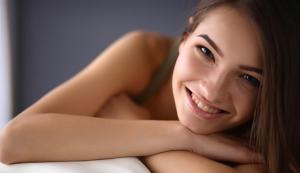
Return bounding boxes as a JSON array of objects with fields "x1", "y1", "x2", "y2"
[
  {"x1": 142, "y1": 151, "x2": 237, "y2": 173},
  {"x1": 1, "y1": 113, "x2": 185, "y2": 164},
  {"x1": 142, "y1": 151, "x2": 263, "y2": 173}
]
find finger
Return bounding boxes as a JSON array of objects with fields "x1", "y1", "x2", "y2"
[
  {"x1": 194, "y1": 135, "x2": 262, "y2": 164},
  {"x1": 208, "y1": 134, "x2": 264, "y2": 163}
]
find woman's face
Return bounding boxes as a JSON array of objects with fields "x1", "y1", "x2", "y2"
[{"x1": 172, "y1": 6, "x2": 263, "y2": 134}]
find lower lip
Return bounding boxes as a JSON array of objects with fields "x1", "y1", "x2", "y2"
[{"x1": 185, "y1": 87, "x2": 224, "y2": 120}]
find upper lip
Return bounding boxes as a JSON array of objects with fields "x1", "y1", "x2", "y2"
[{"x1": 186, "y1": 87, "x2": 229, "y2": 113}]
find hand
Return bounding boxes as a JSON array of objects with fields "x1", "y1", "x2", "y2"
[
  {"x1": 180, "y1": 126, "x2": 263, "y2": 164},
  {"x1": 96, "y1": 93, "x2": 151, "y2": 120},
  {"x1": 98, "y1": 94, "x2": 262, "y2": 164}
]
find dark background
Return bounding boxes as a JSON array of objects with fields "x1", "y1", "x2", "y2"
[{"x1": 11, "y1": 0, "x2": 199, "y2": 115}]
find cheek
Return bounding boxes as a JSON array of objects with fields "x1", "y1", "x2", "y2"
[
  {"x1": 172, "y1": 54, "x2": 197, "y2": 114},
  {"x1": 173, "y1": 55, "x2": 193, "y2": 80},
  {"x1": 172, "y1": 52, "x2": 206, "y2": 84},
  {"x1": 232, "y1": 89, "x2": 257, "y2": 121}
]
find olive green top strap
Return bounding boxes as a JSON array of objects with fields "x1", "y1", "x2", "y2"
[{"x1": 133, "y1": 39, "x2": 179, "y2": 104}]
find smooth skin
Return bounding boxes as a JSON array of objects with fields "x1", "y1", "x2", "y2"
[
  {"x1": 173, "y1": 5, "x2": 262, "y2": 134},
  {"x1": 0, "y1": 31, "x2": 254, "y2": 166},
  {"x1": 99, "y1": 93, "x2": 263, "y2": 173},
  {"x1": 0, "y1": 5, "x2": 263, "y2": 173}
]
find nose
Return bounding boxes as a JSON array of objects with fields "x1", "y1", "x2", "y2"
[{"x1": 199, "y1": 71, "x2": 230, "y2": 104}]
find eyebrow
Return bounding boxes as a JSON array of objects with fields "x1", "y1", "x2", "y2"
[
  {"x1": 239, "y1": 65, "x2": 263, "y2": 75},
  {"x1": 197, "y1": 34, "x2": 262, "y2": 75},
  {"x1": 197, "y1": 34, "x2": 224, "y2": 57}
]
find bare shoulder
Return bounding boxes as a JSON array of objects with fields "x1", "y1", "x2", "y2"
[
  {"x1": 16, "y1": 30, "x2": 174, "y2": 119},
  {"x1": 129, "y1": 30, "x2": 175, "y2": 71},
  {"x1": 143, "y1": 151, "x2": 264, "y2": 173}
]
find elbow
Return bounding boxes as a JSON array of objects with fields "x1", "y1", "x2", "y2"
[
  {"x1": 0, "y1": 142, "x2": 15, "y2": 165},
  {"x1": 0, "y1": 119, "x2": 25, "y2": 164},
  {"x1": 0, "y1": 129, "x2": 15, "y2": 164}
]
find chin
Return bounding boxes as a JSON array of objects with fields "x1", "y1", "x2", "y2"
[{"x1": 179, "y1": 116, "x2": 221, "y2": 135}]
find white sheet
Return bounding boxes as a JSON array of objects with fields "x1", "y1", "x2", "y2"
[{"x1": 0, "y1": 157, "x2": 150, "y2": 173}]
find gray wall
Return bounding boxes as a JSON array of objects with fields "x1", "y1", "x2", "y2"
[{"x1": 14, "y1": 0, "x2": 198, "y2": 115}]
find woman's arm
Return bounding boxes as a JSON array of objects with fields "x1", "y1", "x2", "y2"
[
  {"x1": 0, "y1": 107, "x2": 257, "y2": 165},
  {"x1": 0, "y1": 30, "x2": 175, "y2": 164},
  {"x1": 0, "y1": 113, "x2": 183, "y2": 164},
  {"x1": 0, "y1": 31, "x2": 259, "y2": 166},
  {"x1": 99, "y1": 94, "x2": 264, "y2": 172},
  {"x1": 142, "y1": 151, "x2": 264, "y2": 173}
]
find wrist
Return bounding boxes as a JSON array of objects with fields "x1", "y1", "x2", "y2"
[{"x1": 167, "y1": 121, "x2": 193, "y2": 151}]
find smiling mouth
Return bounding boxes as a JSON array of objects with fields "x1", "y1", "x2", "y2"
[{"x1": 185, "y1": 87, "x2": 229, "y2": 119}]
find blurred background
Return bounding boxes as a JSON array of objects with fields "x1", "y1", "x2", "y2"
[{"x1": 0, "y1": 0, "x2": 198, "y2": 129}]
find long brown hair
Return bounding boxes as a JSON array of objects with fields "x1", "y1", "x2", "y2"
[{"x1": 181, "y1": 0, "x2": 300, "y2": 172}]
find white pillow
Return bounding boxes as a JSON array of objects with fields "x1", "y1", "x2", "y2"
[{"x1": 0, "y1": 157, "x2": 150, "y2": 173}]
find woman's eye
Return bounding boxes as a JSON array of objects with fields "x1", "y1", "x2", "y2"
[
  {"x1": 241, "y1": 74, "x2": 260, "y2": 88},
  {"x1": 196, "y1": 45, "x2": 215, "y2": 62}
]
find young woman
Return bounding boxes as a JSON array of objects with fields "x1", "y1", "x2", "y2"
[{"x1": 0, "y1": 0, "x2": 299, "y2": 173}]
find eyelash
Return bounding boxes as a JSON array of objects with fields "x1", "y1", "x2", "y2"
[
  {"x1": 196, "y1": 45, "x2": 215, "y2": 62},
  {"x1": 240, "y1": 73, "x2": 260, "y2": 88},
  {"x1": 196, "y1": 45, "x2": 260, "y2": 88}
]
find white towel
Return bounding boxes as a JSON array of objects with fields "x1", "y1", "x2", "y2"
[{"x1": 0, "y1": 157, "x2": 150, "y2": 173}]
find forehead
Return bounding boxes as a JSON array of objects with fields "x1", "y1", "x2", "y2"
[{"x1": 191, "y1": 5, "x2": 262, "y2": 67}]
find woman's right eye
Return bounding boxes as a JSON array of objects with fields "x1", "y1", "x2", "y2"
[{"x1": 196, "y1": 45, "x2": 215, "y2": 63}]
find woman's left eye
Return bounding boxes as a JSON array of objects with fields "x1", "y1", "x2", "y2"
[
  {"x1": 241, "y1": 73, "x2": 260, "y2": 88},
  {"x1": 196, "y1": 45, "x2": 215, "y2": 62}
]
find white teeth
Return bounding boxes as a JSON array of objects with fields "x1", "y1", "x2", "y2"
[
  {"x1": 191, "y1": 93, "x2": 220, "y2": 114},
  {"x1": 191, "y1": 94, "x2": 199, "y2": 104}
]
